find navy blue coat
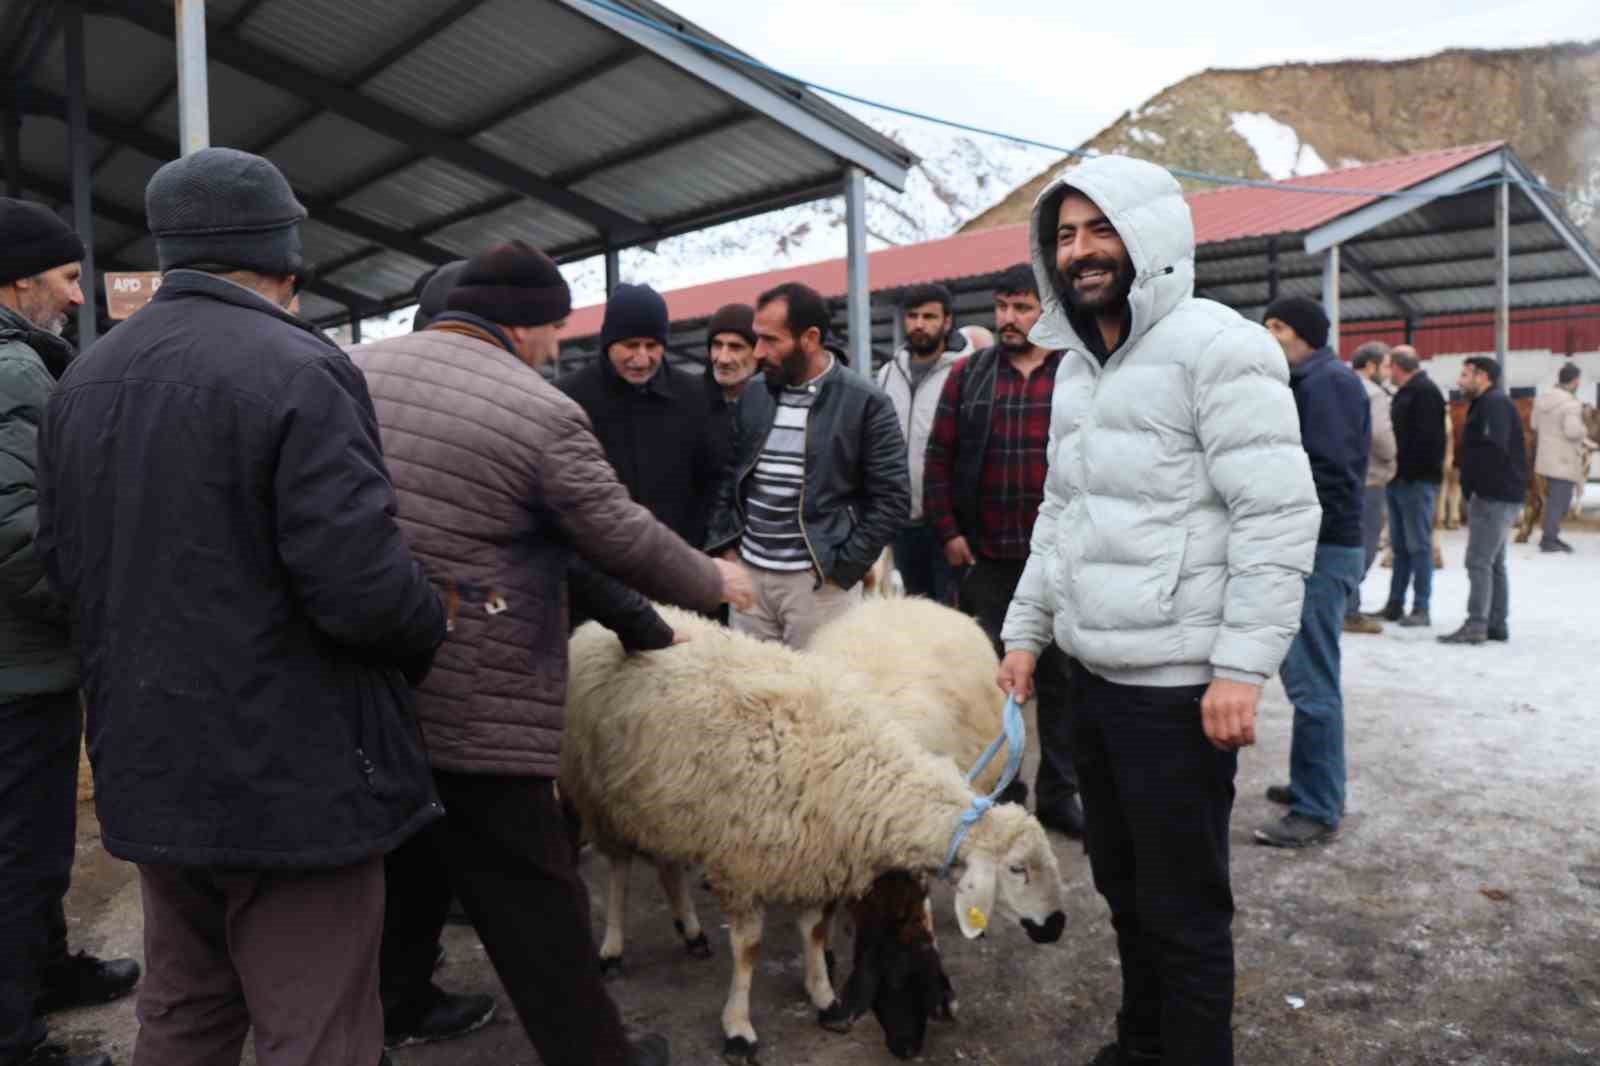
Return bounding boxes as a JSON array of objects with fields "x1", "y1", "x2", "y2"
[
  {"x1": 1459, "y1": 387, "x2": 1528, "y2": 504},
  {"x1": 1288, "y1": 348, "x2": 1371, "y2": 548},
  {"x1": 37, "y1": 271, "x2": 446, "y2": 868}
]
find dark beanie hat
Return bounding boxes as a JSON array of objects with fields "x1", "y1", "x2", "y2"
[
  {"x1": 600, "y1": 283, "x2": 670, "y2": 351},
  {"x1": 411, "y1": 259, "x2": 467, "y2": 332},
  {"x1": 1263, "y1": 296, "x2": 1330, "y2": 350},
  {"x1": 446, "y1": 240, "x2": 571, "y2": 327},
  {"x1": 1558, "y1": 362, "x2": 1581, "y2": 385},
  {"x1": 0, "y1": 198, "x2": 86, "y2": 284},
  {"x1": 145, "y1": 147, "x2": 307, "y2": 275},
  {"x1": 706, "y1": 302, "x2": 755, "y2": 349}
]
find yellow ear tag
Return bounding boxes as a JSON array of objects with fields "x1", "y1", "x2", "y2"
[{"x1": 967, "y1": 906, "x2": 988, "y2": 932}]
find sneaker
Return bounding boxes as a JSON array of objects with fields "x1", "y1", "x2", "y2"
[
  {"x1": 1376, "y1": 601, "x2": 1404, "y2": 622},
  {"x1": 1343, "y1": 614, "x2": 1383, "y2": 634},
  {"x1": 1487, "y1": 626, "x2": 1509, "y2": 642},
  {"x1": 383, "y1": 985, "x2": 496, "y2": 1049},
  {"x1": 1253, "y1": 813, "x2": 1338, "y2": 848},
  {"x1": 1265, "y1": 784, "x2": 1296, "y2": 806},
  {"x1": 1037, "y1": 794, "x2": 1086, "y2": 839},
  {"x1": 629, "y1": 1033, "x2": 670, "y2": 1066},
  {"x1": 1438, "y1": 623, "x2": 1489, "y2": 645},
  {"x1": 1556, "y1": 539, "x2": 1575, "y2": 553},
  {"x1": 1540, "y1": 541, "x2": 1563, "y2": 553},
  {"x1": 36, "y1": 952, "x2": 140, "y2": 1014},
  {"x1": 1398, "y1": 609, "x2": 1431, "y2": 628}
]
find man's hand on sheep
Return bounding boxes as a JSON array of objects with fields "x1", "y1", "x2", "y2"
[
  {"x1": 1200, "y1": 679, "x2": 1260, "y2": 752},
  {"x1": 943, "y1": 536, "x2": 976, "y2": 569},
  {"x1": 714, "y1": 558, "x2": 757, "y2": 612},
  {"x1": 996, "y1": 650, "x2": 1037, "y2": 703}
]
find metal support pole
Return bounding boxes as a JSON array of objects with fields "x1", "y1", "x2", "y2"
[
  {"x1": 1403, "y1": 316, "x2": 1416, "y2": 345},
  {"x1": 176, "y1": 0, "x2": 210, "y2": 155},
  {"x1": 844, "y1": 167, "x2": 870, "y2": 375},
  {"x1": 348, "y1": 309, "x2": 362, "y2": 344},
  {"x1": 604, "y1": 248, "x2": 620, "y2": 295},
  {"x1": 1320, "y1": 244, "x2": 1340, "y2": 354},
  {"x1": 891, "y1": 303, "x2": 904, "y2": 356},
  {"x1": 1266, "y1": 237, "x2": 1280, "y2": 303},
  {"x1": 65, "y1": 3, "x2": 96, "y2": 348},
  {"x1": 1494, "y1": 174, "x2": 1510, "y2": 366}
]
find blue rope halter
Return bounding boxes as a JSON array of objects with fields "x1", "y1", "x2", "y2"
[{"x1": 940, "y1": 694, "x2": 1026, "y2": 877}]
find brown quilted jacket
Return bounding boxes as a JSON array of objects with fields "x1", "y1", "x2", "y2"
[{"x1": 350, "y1": 322, "x2": 723, "y2": 777}]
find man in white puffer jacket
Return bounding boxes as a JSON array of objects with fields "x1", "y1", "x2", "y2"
[{"x1": 997, "y1": 155, "x2": 1319, "y2": 1066}]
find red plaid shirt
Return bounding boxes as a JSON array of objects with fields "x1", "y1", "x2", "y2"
[{"x1": 924, "y1": 351, "x2": 1062, "y2": 560}]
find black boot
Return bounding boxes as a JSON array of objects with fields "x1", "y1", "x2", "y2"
[
  {"x1": 35, "y1": 952, "x2": 141, "y2": 1014},
  {"x1": 383, "y1": 984, "x2": 496, "y2": 1049}
]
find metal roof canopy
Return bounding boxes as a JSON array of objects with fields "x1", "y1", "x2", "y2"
[{"x1": 0, "y1": 0, "x2": 912, "y2": 348}]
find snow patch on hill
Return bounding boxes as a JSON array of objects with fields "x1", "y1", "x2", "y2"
[{"x1": 1229, "y1": 112, "x2": 1329, "y2": 180}]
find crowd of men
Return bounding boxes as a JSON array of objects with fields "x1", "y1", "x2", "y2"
[{"x1": 0, "y1": 143, "x2": 1588, "y2": 1066}]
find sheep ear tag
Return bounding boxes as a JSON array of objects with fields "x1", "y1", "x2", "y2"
[{"x1": 954, "y1": 855, "x2": 997, "y2": 939}]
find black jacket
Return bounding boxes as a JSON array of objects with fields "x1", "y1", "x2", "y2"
[
  {"x1": 1459, "y1": 386, "x2": 1528, "y2": 504},
  {"x1": 706, "y1": 364, "x2": 910, "y2": 590},
  {"x1": 36, "y1": 271, "x2": 447, "y2": 868},
  {"x1": 557, "y1": 356, "x2": 725, "y2": 549},
  {"x1": 566, "y1": 558, "x2": 673, "y2": 651},
  {"x1": 1391, "y1": 370, "x2": 1448, "y2": 483},
  {"x1": 1288, "y1": 348, "x2": 1371, "y2": 547}
]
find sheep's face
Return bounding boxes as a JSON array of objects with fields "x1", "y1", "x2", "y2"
[
  {"x1": 954, "y1": 812, "x2": 1066, "y2": 943},
  {"x1": 844, "y1": 873, "x2": 956, "y2": 1060}
]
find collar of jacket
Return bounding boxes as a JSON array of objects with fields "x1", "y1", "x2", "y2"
[
  {"x1": 0, "y1": 302, "x2": 76, "y2": 378},
  {"x1": 426, "y1": 311, "x2": 520, "y2": 356},
  {"x1": 1289, "y1": 346, "x2": 1336, "y2": 383},
  {"x1": 598, "y1": 345, "x2": 678, "y2": 398},
  {"x1": 154, "y1": 270, "x2": 343, "y2": 355}
]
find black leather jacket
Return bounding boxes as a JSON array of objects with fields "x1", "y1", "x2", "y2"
[{"x1": 706, "y1": 364, "x2": 909, "y2": 590}]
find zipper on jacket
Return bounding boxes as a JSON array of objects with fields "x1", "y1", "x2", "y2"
[{"x1": 796, "y1": 404, "x2": 825, "y2": 587}]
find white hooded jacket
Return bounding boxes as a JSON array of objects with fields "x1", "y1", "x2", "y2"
[
  {"x1": 876, "y1": 331, "x2": 973, "y2": 521},
  {"x1": 1000, "y1": 156, "x2": 1320, "y2": 687}
]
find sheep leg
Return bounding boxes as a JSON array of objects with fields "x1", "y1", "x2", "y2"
[
  {"x1": 657, "y1": 861, "x2": 711, "y2": 958},
  {"x1": 598, "y1": 850, "x2": 629, "y2": 977},
  {"x1": 721, "y1": 908, "x2": 764, "y2": 1063},
  {"x1": 802, "y1": 903, "x2": 849, "y2": 1032}
]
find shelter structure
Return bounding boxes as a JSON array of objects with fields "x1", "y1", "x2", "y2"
[
  {"x1": 0, "y1": 0, "x2": 911, "y2": 360},
  {"x1": 556, "y1": 143, "x2": 1600, "y2": 384}
]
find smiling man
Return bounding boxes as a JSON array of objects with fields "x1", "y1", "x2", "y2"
[{"x1": 995, "y1": 157, "x2": 1318, "y2": 1066}]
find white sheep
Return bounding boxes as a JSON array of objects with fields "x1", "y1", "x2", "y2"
[{"x1": 561, "y1": 606, "x2": 1066, "y2": 1061}]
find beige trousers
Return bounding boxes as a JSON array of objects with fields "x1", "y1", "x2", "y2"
[{"x1": 731, "y1": 567, "x2": 859, "y2": 649}]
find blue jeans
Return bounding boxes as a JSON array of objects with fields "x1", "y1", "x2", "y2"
[
  {"x1": 1281, "y1": 544, "x2": 1363, "y2": 828},
  {"x1": 1385, "y1": 480, "x2": 1439, "y2": 612},
  {"x1": 892, "y1": 521, "x2": 955, "y2": 604}
]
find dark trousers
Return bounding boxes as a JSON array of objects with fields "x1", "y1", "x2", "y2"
[
  {"x1": 132, "y1": 857, "x2": 385, "y2": 1066},
  {"x1": 379, "y1": 823, "x2": 454, "y2": 1018},
  {"x1": 424, "y1": 772, "x2": 632, "y2": 1066},
  {"x1": 958, "y1": 557, "x2": 1077, "y2": 807},
  {"x1": 1542, "y1": 477, "x2": 1576, "y2": 546},
  {"x1": 0, "y1": 692, "x2": 80, "y2": 1065},
  {"x1": 892, "y1": 521, "x2": 955, "y2": 604},
  {"x1": 1068, "y1": 665, "x2": 1237, "y2": 1066}
]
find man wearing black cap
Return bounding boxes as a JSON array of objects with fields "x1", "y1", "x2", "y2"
[
  {"x1": 705, "y1": 301, "x2": 758, "y2": 411},
  {"x1": 351, "y1": 241, "x2": 753, "y2": 1066},
  {"x1": 558, "y1": 282, "x2": 725, "y2": 553},
  {"x1": 37, "y1": 149, "x2": 450, "y2": 1066},
  {"x1": 1, "y1": 199, "x2": 134, "y2": 1066},
  {"x1": 1260, "y1": 297, "x2": 1370, "y2": 849}
]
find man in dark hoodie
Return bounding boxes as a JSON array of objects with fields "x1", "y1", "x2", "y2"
[{"x1": 1260, "y1": 298, "x2": 1369, "y2": 849}]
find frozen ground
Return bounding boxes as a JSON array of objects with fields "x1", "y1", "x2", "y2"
[{"x1": 47, "y1": 522, "x2": 1600, "y2": 1066}]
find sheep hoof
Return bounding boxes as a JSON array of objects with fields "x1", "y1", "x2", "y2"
[
  {"x1": 598, "y1": 955, "x2": 623, "y2": 979},
  {"x1": 722, "y1": 1035, "x2": 758, "y2": 1063},
  {"x1": 817, "y1": 1000, "x2": 853, "y2": 1033},
  {"x1": 683, "y1": 932, "x2": 713, "y2": 959}
]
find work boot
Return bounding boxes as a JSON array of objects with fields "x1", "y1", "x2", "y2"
[
  {"x1": 1037, "y1": 794, "x2": 1085, "y2": 839},
  {"x1": 1254, "y1": 813, "x2": 1338, "y2": 848},
  {"x1": 628, "y1": 1033, "x2": 670, "y2": 1066},
  {"x1": 36, "y1": 952, "x2": 141, "y2": 1014},
  {"x1": 1398, "y1": 609, "x2": 1431, "y2": 628},
  {"x1": 1487, "y1": 625, "x2": 1509, "y2": 642},
  {"x1": 1265, "y1": 784, "x2": 1296, "y2": 806},
  {"x1": 1438, "y1": 622, "x2": 1489, "y2": 645},
  {"x1": 1343, "y1": 613, "x2": 1383, "y2": 634},
  {"x1": 383, "y1": 985, "x2": 496, "y2": 1049},
  {"x1": 1377, "y1": 601, "x2": 1404, "y2": 622}
]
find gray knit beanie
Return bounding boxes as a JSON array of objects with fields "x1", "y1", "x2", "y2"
[{"x1": 145, "y1": 148, "x2": 307, "y2": 275}]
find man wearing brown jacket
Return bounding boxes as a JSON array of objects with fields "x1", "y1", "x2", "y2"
[{"x1": 350, "y1": 240, "x2": 753, "y2": 1066}]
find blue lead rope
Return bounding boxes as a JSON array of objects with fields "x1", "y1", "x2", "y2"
[{"x1": 940, "y1": 695, "x2": 1027, "y2": 876}]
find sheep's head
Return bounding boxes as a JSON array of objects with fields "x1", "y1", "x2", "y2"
[
  {"x1": 953, "y1": 803, "x2": 1065, "y2": 944},
  {"x1": 843, "y1": 872, "x2": 954, "y2": 1060}
]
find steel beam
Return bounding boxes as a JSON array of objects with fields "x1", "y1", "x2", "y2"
[
  {"x1": 1304, "y1": 149, "x2": 1505, "y2": 255},
  {"x1": 1320, "y1": 244, "x2": 1340, "y2": 353},
  {"x1": 1339, "y1": 247, "x2": 1419, "y2": 322},
  {"x1": 604, "y1": 249, "x2": 620, "y2": 295},
  {"x1": 65, "y1": 3, "x2": 97, "y2": 347},
  {"x1": 844, "y1": 167, "x2": 870, "y2": 375},
  {"x1": 9, "y1": 3, "x2": 63, "y2": 86},
  {"x1": 175, "y1": 0, "x2": 209, "y2": 153},
  {"x1": 348, "y1": 309, "x2": 362, "y2": 344},
  {"x1": 1494, "y1": 175, "x2": 1509, "y2": 363}
]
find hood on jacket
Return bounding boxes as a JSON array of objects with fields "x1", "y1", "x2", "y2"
[
  {"x1": 0, "y1": 302, "x2": 76, "y2": 378},
  {"x1": 1026, "y1": 155, "x2": 1196, "y2": 360}
]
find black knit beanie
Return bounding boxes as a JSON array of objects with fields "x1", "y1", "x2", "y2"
[
  {"x1": 1558, "y1": 362, "x2": 1581, "y2": 385},
  {"x1": 411, "y1": 259, "x2": 467, "y2": 332},
  {"x1": 446, "y1": 240, "x2": 571, "y2": 327},
  {"x1": 145, "y1": 148, "x2": 307, "y2": 275},
  {"x1": 600, "y1": 283, "x2": 669, "y2": 351},
  {"x1": 1263, "y1": 297, "x2": 1330, "y2": 350},
  {"x1": 0, "y1": 198, "x2": 86, "y2": 284},
  {"x1": 706, "y1": 302, "x2": 755, "y2": 349}
]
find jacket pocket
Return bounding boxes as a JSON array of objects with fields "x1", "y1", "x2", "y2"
[{"x1": 1161, "y1": 526, "x2": 1189, "y2": 616}]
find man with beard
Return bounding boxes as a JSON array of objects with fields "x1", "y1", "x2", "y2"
[
  {"x1": 707, "y1": 282, "x2": 909, "y2": 648},
  {"x1": 875, "y1": 284, "x2": 976, "y2": 603},
  {"x1": 1439, "y1": 357, "x2": 1527, "y2": 644},
  {"x1": 1344, "y1": 342, "x2": 1396, "y2": 633},
  {"x1": 1, "y1": 199, "x2": 135, "y2": 1066},
  {"x1": 995, "y1": 157, "x2": 1318, "y2": 1066},
  {"x1": 922, "y1": 262, "x2": 1082, "y2": 838}
]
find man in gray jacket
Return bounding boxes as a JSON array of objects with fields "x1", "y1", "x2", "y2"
[{"x1": 996, "y1": 156, "x2": 1319, "y2": 1066}]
